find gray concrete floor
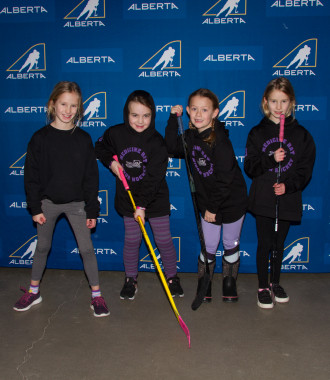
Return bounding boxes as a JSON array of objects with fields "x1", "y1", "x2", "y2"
[{"x1": 1, "y1": 267, "x2": 330, "y2": 380}]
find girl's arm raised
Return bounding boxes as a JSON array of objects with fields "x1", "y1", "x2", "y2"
[{"x1": 164, "y1": 110, "x2": 185, "y2": 157}]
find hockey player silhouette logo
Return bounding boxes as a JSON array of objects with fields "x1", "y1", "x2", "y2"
[
  {"x1": 282, "y1": 238, "x2": 309, "y2": 264},
  {"x1": 84, "y1": 97, "x2": 101, "y2": 120},
  {"x1": 273, "y1": 39, "x2": 317, "y2": 69},
  {"x1": 77, "y1": 0, "x2": 99, "y2": 20},
  {"x1": 220, "y1": 96, "x2": 239, "y2": 119},
  {"x1": 64, "y1": 0, "x2": 105, "y2": 20},
  {"x1": 9, "y1": 235, "x2": 38, "y2": 261},
  {"x1": 283, "y1": 243, "x2": 303, "y2": 264},
  {"x1": 286, "y1": 45, "x2": 311, "y2": 69},
  {"x1": 20, "y1": 239, "x2": 37, "y2": 260},
  {"x1": 7, "y1": 43, "x2": 46, "y2": 73},
  {"x1": 139, "y1": 41, "x2": 181, "y2": 71},
  {"x1": 217, "y1": 0, "x2": 240, "y2": 17},
  {"x1": 83, "y1": 92, "x2": 107, "y2": 120},
  {"x1": 19, "y1": 49, "x2": 40, "y2": 72},
  {"x1": 152, "y1": 46, "x2": 175, "y2": 71},
  {"x1": 203, "y1": 0, "x2": 246, "y2": 17},
  {"x1": 219, "y1": 91, "x2": 245, "y2": 120}
]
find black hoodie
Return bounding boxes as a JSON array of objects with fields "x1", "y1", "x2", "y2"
[
  {"x1": 95, "y1": 90, "x2": 170, "y2": 218},
  {"x1": 244, "y1": 116, "x2": 316, "y2": 222},
  {"x1": 165, "y1": 113, "x2": 247, "y2": 225}
]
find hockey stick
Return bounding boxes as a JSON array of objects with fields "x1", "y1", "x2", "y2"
[
  {"x1": 113, "y1": 155, "x2": 191, "y2": 348},
  {"x1": 271, "y1": 114, "x2": 285, "y2": 301},
  {"x1": 176, "y1": 116, "x2": 211, "y2": 311}
]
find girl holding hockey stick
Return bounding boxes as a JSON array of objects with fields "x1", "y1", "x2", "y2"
[
  {"x1": 165, "y1": 88, "x2": 247, "y2": 303},
  {"x1": 244, "y1": 77, "x2": 316, "y2": 309},
  {"x1": 13, "y1": 81, "x2": 109, "y2": 317},
  {"x1": 95, "y1": 90, "x2": 183, "y2": 300}
]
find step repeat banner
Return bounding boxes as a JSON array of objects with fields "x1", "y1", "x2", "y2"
[{"x1": 0, "y1": 1, "x2": 329, "y2": 274}]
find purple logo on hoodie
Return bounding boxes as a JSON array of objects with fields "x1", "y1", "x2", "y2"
[
  {"x1": 262, "y1": 137, "x2": 296, "y2": 173},
  {"x1": 120, "y1": 147, "x2": 148, "y2": 182},
  {"x1": 192, "y1": 145, "x2": 213, "y2": 177}
]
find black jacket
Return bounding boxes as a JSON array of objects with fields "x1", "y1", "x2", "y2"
[
  {"x1": 24, "y1": 125, "x2": 100, "y2": 219},
  {"x1": 165, "y1": 114, "x2": 247, "y2": 224},
  {"x1": 244, "y1": 116, "x2": 316, "y2": 222},
  {"x1": 95, "y1": 91, "x2": 170, "y2": 218}
]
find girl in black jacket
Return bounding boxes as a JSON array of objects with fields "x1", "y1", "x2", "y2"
[
  {"x1": 13, "y1": 81, "x2": 109, "y2": 317},
  {"x1": 244, "y1": 77, "x2": 316, "y2": 309},
  {"x1": 165, "y1": 89, "x2": 247, "y2": 303},
  {"x1": 95, "y1": 90, "x2": 183, "y2": 300}
]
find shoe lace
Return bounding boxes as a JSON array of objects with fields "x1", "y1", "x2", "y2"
[
  {"x1": 258, "y1": 289, "x2": 271, "y2": 301},
  {"x1": 92, "y1": 296, "x2": 106, "y2": 308},
  {"x1": 272, "y1": 284, "x2": 286, "y2": 296},
  {"x1": 124, "y1": 277, "x2": 136, "y2": 289},
  {"x1": 19, "y1": 287, "x2": 35, "y2": 303}
]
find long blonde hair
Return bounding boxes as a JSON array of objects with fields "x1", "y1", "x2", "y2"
[
  {"x1": 261, "y1": 77, "x2": 296, "y2": 119},
  {"x1": 46, "y1": 81, "x2": 84, "y2": 126}
]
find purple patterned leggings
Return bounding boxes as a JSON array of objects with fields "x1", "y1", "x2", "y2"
[{"x1": 123, "y1": 215, "x2": 177, "y2": 280}]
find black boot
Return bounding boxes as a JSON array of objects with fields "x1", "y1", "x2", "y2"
[
  {"x1": 222, "y1": 256, "x2": 240, "y2": 303},
  {"x1": 196, "y1": 257, "x2": 215, "y2": 303}
]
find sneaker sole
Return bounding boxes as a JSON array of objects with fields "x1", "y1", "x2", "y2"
[
  {"x1": 172, "y1": 293, "x2": 184, "y2": 298},
  {"x1": 203, "y1": 296, "x2": 212, "y2": 303},
  {"x1": 223, "y1": 296, "x2": 239, "y2": 303},
  {"x1": 13, "y1": 296, "x2": 42, "y2": 312},
  {"x1": 120, "y1": 288, "x2": 138, "y2": 300},
  {"x1": 257, "y1": 300, "x2": 274, "y2": 309},
  {"x1": 90, "y1": 305, "x2": 110, "y2": 317},
  {"x1": 275, "y1": 296, "x2": 290, "y2": 303}
]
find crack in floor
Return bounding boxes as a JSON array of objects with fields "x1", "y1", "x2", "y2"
[{"x1": 16, "y1": 279, "x2": 83, "y2": 380}]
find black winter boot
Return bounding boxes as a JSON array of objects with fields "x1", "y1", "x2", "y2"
[
  {"x1": 222, "y1": 257, "x2": 240, "y2": 303},
  {"x1": 196, "y1": 257, "x2": 216, "y2": 303}
]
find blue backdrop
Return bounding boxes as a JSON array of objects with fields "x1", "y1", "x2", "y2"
[{"x1": 0, "y1": 0, "x2": 329, "y2": 275}]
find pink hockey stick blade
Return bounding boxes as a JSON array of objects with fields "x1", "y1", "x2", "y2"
[{"x1": 179, "y1": 316, "x2": 191, "y2": 348}]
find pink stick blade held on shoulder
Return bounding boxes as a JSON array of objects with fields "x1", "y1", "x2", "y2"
[{"x1": 279, "y1": 114, "x2": 285, "y2": 143}]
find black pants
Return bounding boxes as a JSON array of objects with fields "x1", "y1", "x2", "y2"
[{"x1": 256, "y1": 215, "x2": 290, "y2": 288}]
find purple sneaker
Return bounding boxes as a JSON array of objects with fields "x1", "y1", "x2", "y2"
[
  {"x1": 90, "y1": 296, "x2": 110, "y2": 317},
  {"x1": 13, "y1": 287, "x2": 42, "y2": 311}
]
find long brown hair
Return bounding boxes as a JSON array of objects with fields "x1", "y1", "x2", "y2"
[{"x1": 188, "y1": 88, "x2": 219, "y2": 146}]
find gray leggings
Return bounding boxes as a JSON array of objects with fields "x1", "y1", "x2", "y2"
[{"x1": 31, "y1": 199, "x2": 99, "y2": 286}]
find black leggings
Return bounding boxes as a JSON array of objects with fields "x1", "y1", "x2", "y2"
[{"x1": 256, "y1": 215, "x2": 290, "y2": 288}]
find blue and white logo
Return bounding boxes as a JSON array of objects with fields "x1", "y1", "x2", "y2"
[
  {"x1": 63, "y1": 0, "x2": 106, "y2": 27},
  {"x1": 295, "y1": 96, "x2": 327, "y2": 120},
  {"x1": 203, "y1": 0, "x2": 247, "y2": 24},
  {"x1": 139, "y1": 41, "x2": 182, "y2": 77},
  {"x1": 273, "y1": 39, "x2": 317, "y2": 76},
  {"x1": 1, "y1": 99, "x2": 46, "y2": 122},
  {"x1": 124, "y1": 1, "x2": 185, "y2": 19},
  {"x1": 282, "y1": 237, "x2": 310, "y2": 271},
  {"x1": 62, "y1": 48, "x2": 122, "y2": 72},
  {"x1": 0, "y1": 1, "x2": 54, "y2": 22},
  {"x1": 219, "y1": 90, "x2": 245, "y2": 126},
  {"x1": 199, "y1": 46, "x2": 262, "y2": 70},
  {"x1": 267, "y1": 0, "x2": 327, "y2": 17},
  {"x1": 6, "y1": 43, "x2": 47, "y2": 79}
]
